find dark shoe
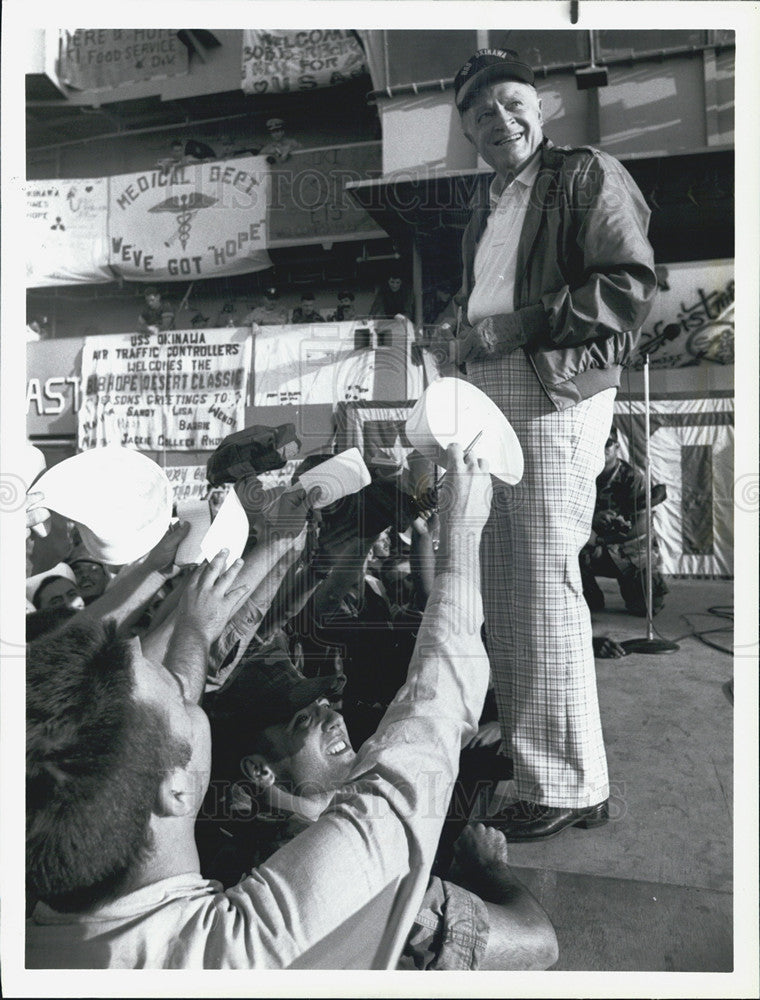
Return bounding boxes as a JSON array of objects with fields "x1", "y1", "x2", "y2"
[{"x1": 486, "y1": 799, "x2": 609, "y2": 842}]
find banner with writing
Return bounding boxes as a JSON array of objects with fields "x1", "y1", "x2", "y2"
[
  {"x1": 242, "y1": 29, "x2": 367, "y2": 94},
  {"x1": 164, "y1": 465, "x2": 214, "y2": 504},
  {"x1": 108, "y1": 156, "x2": 271, "y2": 281},
  {"x1": 57, "y1": 29, "x2": 188, "y2": 91},
  {"x1": 78, "y1": 327, "x2": 251, "y2": 451},
  {"x1": 253, "y1": 322, "x2": 377, "y2": 407},
  {"x1": 633, "y1": 260, "x2": 734, "y2": 369},
  {"x1": 26, "y1": 145, "x2": 382, "y2": 286},
  {"x1": 25, "y1": 179, "x2": 111, "y2": 286}
]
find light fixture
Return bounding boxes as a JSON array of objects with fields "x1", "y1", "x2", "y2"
[{"x1": 575, "y1": 31, "x2": 609, "y2": 90}]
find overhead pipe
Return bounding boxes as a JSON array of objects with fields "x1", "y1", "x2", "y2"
[{"x1": 367, "y1": 39, "x2": 733, "y2": 103}]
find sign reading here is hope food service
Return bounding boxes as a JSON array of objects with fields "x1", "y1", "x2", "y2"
[
  {"x1": 78, "y1": 328, "x2": 251, "y2": 452},
  {"x1": 57, "y1": 29, "x2": 189, "y2": 91}
]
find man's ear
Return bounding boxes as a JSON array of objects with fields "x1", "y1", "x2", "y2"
[
  {"x1": 155, "y1": 766, "x2": 198, "y2": 818},
  {"x1": 241, "y1": 754, "x2": 276, "y2": 792},
  {"x1": 536, "y1": 95, "x2": 543, "y2": 124}
]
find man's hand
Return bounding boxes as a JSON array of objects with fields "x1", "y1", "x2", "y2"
[
  {"x1": 592, "y1": 635, "x2": 627, "y2": 659},
  {"x1": 437, "y1": 443, "x2": 492, "y2": 533},
  {"x1": 143, "y1": 520, "x2": 191, "y2": 575},
  {"x1": 593, "y1": 510, "x2": 631, "y2": 541},
  {"x1": 454, "y1": 316, "x2": 524, "y2": 364},
  {"x1": 25, "y1": 492, "x2": 50, "y2": 538},
  {"x1": 466, "y1": 719, "x2": 502, "y2": 748},
  {"x1": 175, "y1": 549, "x2": 249, "y2": 645}
]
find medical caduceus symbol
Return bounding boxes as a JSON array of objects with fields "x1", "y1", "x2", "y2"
[{"x1": 149, "y1": 192, "x2": 218, "y2": 251}]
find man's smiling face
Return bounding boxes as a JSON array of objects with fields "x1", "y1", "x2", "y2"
[
  {"x1": 462, "y1": 80, "x2": 543, "y2": 178},
  {"x1": 260, "y1": 698, "x2": 356, "y2": 793}
]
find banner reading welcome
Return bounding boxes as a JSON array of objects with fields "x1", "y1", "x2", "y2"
[{"x1": 242, "y1": 29, "x2": 367, "y2": 94}]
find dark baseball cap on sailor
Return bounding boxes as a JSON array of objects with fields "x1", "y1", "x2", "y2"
[
  {"x1": 209, "y1": 639, "x2": 346, "y2": 730},
  {"x1": 454, "y1": 49, "x2": 535, "y2": 110}
]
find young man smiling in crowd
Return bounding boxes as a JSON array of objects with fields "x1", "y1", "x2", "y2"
[{"x1": 26, "y1": 445, "x2": 556, "y2": 969}]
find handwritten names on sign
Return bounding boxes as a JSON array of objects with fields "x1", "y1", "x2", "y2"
[{"x1": 78, "y1": 328, "x2": 251, "y2": 451}]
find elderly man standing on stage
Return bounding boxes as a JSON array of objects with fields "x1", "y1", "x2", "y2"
[{"x1": 447, "y1": 49, "x2": 657, "y2": 840}]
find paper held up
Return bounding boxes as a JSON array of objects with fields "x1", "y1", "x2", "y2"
[
  {"x1": 295, "y1": 448, "x2": 372, "y2": 509},
  {"x1": 175, "y1": 499, "x2": 213, "y2": 567},
  {"x1": 33, "y1": 446, "x2": 173, "y2": 565},
  {"x1": 404, "y1": 377, "x2": 523, "y2": 485},
  {"x1": 199, "y1": 489, "x2": 249, "y2": 570}
]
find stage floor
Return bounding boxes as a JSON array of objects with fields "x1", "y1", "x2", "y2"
[{"x1": 482, "y1": 576, "x2": 738, "y2": 974}]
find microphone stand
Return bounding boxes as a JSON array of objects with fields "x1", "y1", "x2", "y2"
[{"x1": 621, "y1": 353, "x2": 679, "y2": 654}]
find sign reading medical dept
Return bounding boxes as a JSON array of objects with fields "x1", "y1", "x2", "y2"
[
  {"x1": 242, "y1": 29, "x2": 367, "y2": 93},
  {"x1": 78, "y1": 328, "x2": 251, "y2": 451},
  {"x1": 109, "y1": 156, "x2": 271, "y2": 281},
  {"x1": 57, "y1": 29, "x2": 188, "y2": 91}
]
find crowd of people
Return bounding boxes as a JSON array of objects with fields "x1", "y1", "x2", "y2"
[
  {"x1": 24, "y1": 45, "x2": 662, "y2": 971},
  {"x1": 25, "y1": 442, "x2": 558, "y2": 970},
  {"x1": 137, "y1": 272, "x2": 413, "y2": 337}
]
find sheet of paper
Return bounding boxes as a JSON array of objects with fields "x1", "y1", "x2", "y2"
[
  {"x1": 199, "y1": 488, "x2": 249, "y2": 570},
  {"x1": 297, "y1": 448, "x2": 372, "y2": 509},
  {"x1": 175, "y1": 500, "x2": 212, "y2": 566}
]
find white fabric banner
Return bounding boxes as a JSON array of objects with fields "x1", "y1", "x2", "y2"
[
  {"x1": 241, "y1": 29, "x2": 367, "y2": 94},
  {"x1": 78, "y1": 327, "x2": 252, "y2": 452},
  {"x1": 164, "y1": 465, "x2": 212, "y2": 504},
  {"x1": 108, "y1": 156, "x2": 271, "y2": 281},
  {"x1": 614, "y1": 397, "x2": 734, "y2": 576},
  {"x1": 25, "y1": 178, "x2": 112, "y2": 286},
  {"x1": 633, "y1": 260, "x2": 734, "y2": 369},
  {"x1": 57, "y1": 29, "x2": 188, "y2": 92},
  {"x1": 253, "y1": 322, "x2": 376, "y2": 407}
]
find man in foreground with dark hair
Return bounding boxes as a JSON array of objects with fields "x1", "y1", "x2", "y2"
[{"x1": 26, "y1": 446, "x2": 522, "y2": 969}]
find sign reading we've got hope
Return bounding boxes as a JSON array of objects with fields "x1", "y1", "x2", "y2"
[
  {"x1": 79, "y1": 328, "x2": 251, "y2": 451},
  {"x1": 109, "y1": 156, "x2": 271, "y2": 281}
]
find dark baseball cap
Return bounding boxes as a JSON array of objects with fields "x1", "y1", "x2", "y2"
[
  {"x1": 206, "y1": 422, "x2": 301, "y2": 485},
  {"x1": 454, "y1": 48, "x2": 535, "y2": 110},
  {"x1": 210, "y1": 639, "x2": 346, "y2": 731}
]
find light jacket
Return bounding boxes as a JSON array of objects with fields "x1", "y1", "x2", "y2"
[{"x1": 458, "y1": 138, "x2": 658, "y2": 410}]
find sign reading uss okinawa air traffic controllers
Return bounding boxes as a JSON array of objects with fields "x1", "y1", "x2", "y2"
[{"x1": 78, "y1": 328, "x2": 251, "y2": 451}]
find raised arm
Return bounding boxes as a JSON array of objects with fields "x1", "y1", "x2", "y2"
[
  {"x1": 78, "y1": 522, "x2": 190, "y2": 632},
  {"x1": 162, "y1": 550, "x2": 249, "y2": 703},
  {"x1": 215, "y1": 446, "x2": 494, "y2": 968}
]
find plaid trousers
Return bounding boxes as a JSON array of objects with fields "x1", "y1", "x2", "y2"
[{"x1": 467, "y1": 352, "x2": 614, "y2": 808}]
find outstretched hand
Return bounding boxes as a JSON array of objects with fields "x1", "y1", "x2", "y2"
[
  {"x1": 25, "y1": 492, "x2": 50, "y2": 539},
  {"x1": 436, "y1": 443, "x2": 492, "y2": 533},
  {"x1": 176, "y1": 548, "x2": 250, "y2": 644},
  {"x1": 143, "y1": 520, "x2": 191, "y2": 574}
]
